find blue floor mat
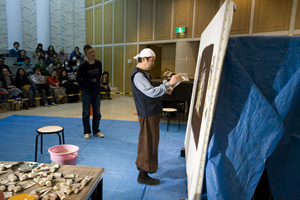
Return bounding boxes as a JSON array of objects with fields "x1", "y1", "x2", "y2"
[{"x1": 0, "y1": 114, "x2": 188, "y2": 200}]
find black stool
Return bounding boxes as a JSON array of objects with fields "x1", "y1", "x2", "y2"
[
  {"x1": 162, "y1": 108, "x2": 180, "y2": 131},
  {"x1": 35, "y1": 126, "x2": 65, "y2": 162}
]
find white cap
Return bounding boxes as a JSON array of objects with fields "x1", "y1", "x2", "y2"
[{"x1": 134, "y1": 48, "x2": 156, "y2": 60}]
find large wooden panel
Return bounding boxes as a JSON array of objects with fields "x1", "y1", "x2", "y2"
[
  {"x1": 139, "y1": 0, "x2": 154, "y2": 41},
  {"x1": 126, "y1": 0, "x2": 138, "y2": 43},
  {"x1": 173, "y1": 0, "x2": 194, "y2": 39},
  {"x1": 95, "y1": 0, "x2": 102, "y2": 5},
  {"x1": 155, "y1": 0, "x2": 172, "y2": 40},
  {"x1": 95, "y1": 47, "x2": 102, "y2": 62},
  {"x1": 253, "y1": 0, "x2": 293, "y2": 33},
  {"x1": 125, "y1": 45, "x2": 137, "y2": 95},
  {"x1": 85, "y1": 0, "x2": 93, "y2": 8},
  {"x1": 194, "y1": 0, "x2": 220, "y2": 37},
  {"x1": 85, "y1": 9, "x2": 93, "y2": 45},
  {"x1": 113, "y1": 46, "x2": 124, "y2": 91},
  {"x1": 95, "y1": 6, "x2": 102, "y2": 45},
  {"x1": 294, "y1": 1, "x2": 300, "y2": 29},
  {"x1": 162, "y1": 44, "x2": 176, "y2": 77},
  {"x1": 103, "y1": 47, "x2": 112, "y2": 82},
  {"x1": 114, "y1": 0, "x2": 125, "y2": 44},
  {"x1": 231, "y1": 0, "x2": 251, "y2": 35},
  {"x1": 104, "y1": 3, "x2": 113, "y2": 44}
]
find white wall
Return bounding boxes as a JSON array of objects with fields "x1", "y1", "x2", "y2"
[{"x1": 0, "y1": 0, "x2": 85, "y2": 54}]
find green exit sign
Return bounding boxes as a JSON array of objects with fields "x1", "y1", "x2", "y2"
[{"x1": 175, "y1": 27, "x2": 186, "y2": 33}]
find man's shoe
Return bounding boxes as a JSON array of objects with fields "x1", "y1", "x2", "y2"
[
  {"x1": 84, "y1": 134, "x2": 90, "y2": 139},
  {"x1": 137, "y1": 175, "x2": 160, "y2": 185},
  {"x1": 51, "y1": 102, "x2": 58, "y2": 106},
  {"x1": 94, "y1": 132, "x2": 104, "y2": 138},
  {"x1": 44, "y1": 103, "x2": 50, "y2": 107}
]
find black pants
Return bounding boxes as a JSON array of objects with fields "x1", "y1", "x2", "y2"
[{"x1": 101, "y1": 86, "x2": 111, "y2": 97}]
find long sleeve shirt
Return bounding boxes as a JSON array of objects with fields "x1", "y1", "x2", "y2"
[
  {"x1": 46, "y1": 76, "x2": 60, "y2": 86},
  {"x1": 21, "y1": 64, "x2": 34, "y2": 76},
  {"x1": 30, "y1": 74, "x2": 45, "y2": 85},
  {"x1": 9, "y1": 48, "x2": 20, "y2": 57},
  {"x1": 133, "y1": 69, "x2": 170, "y2": 98}
]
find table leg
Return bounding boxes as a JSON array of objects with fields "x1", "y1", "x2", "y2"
[
  {"x1": 56, "y1": 133, "x2": 62, "y2": 145},
  {"x1": 91, "y1": 178, "x2": 103, "y2": 200},
  {"x1": 62, "y1": 130, "x2": 65, "y2": 144},
  {"x1": 167, "y1": 113, "x2": 170, "y2": 131},
  {"x1": 41, "y1": 133, "x2": 43, "y2": 154},
  {"x1": 35, "y1": 133, "x2": 40, "y2": 162}
]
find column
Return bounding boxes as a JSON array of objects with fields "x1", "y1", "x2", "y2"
[
  {"x1": 6, "y1": 0, "x2": 23, "y2": 49},
  {"x1": 175, "y1": 41, "x2": 199, "y2": 79},
  {"x1": 36, "y1": 0, "x2": 51, "y2": 49}
]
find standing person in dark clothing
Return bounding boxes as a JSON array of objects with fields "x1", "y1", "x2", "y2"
[
  {"x1": 131, "y1": 48, "x2": 182, "y2": 185},
  {"x1": 76, "y1": 45, "x2": 104, "y2": 139}
]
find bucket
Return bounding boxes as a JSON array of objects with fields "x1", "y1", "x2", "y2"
[{"x1": 48, "y1": 144, "x2": 79, "y2": 165}]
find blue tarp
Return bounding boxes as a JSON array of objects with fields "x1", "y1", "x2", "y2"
[{"x1": 206, "y1": 37, "x2": 300, "y2": 199}]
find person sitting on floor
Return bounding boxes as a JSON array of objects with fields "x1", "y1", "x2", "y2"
[
  {"x1": 17, "y1": 50, "x2": 27, "y2": 63},
  {"x1": 33, "y1": 43, "x2": 45, "y2": 58},
  {"x1": 47, "y1": 70, "x2": 67, "y2": 104},
  {"x1": 0, "y1": 68, "x2": 28, "y2": 110},
  {"x1": 21, "y1": 57, "x2": 34, "y2": 76},
  {"x1": 15, "y1": 68, "x2": 38, "y2": 108},
  {"x1": 59, "y1": 69, "x2": 79, "y2": 103},
  {"x1": 100, "y1": 71, "x2": 111, "y2": 100},
  {"x1": 57, "y1": 47, "x2": 68, "y2": 60},
  {"x1": 9, "y1": 42, "x2": 21, "y2": 57},
  {"x1": 35, "y1": 56, "x2": 49, "y2": 75},
  {"x1": 30, "y1": 67, "x2": 57, "y2": 107},
  {"x1": 0, "y1": 80, "x2": 8, "y2": 112},
  {"x1": 0, "y1": 57, "x2": 12, "y2": 77}
]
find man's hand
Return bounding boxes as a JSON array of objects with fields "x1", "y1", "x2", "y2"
[
  {"x1": 168, "y1": 75, "x2": 183, "y2": 86},
  {"x1": 165, "y1": 87, "x2": 173, "y2": 94}
]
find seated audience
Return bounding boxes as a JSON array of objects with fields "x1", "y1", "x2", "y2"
[
  {"x1": 57, "y1": 47, "x2": 68, "y2": 60},
  {"x1": 69, "y1": 55, "x2": 78, "y2": 67},
  {"x1": 9, "y1": 42, "x2": 21, "y2": 57},
  {"x1": 35, "y1": 56, "x2": 49, "y2": 75},
  {"x1": 80, "y1": 54, "x2": 85, "y2": 62},
  {"x1": 17, "y1": 50, "x2": 27, "y2": 63},
  {"x1": 52, "y1": 53, "x2": 61, "y2": 66},
  {"x1": 100, "y1": 71, "x2": 111, "y2": 100},
  {"x1": 0, "y1": 68, "x2": 28, "y2": 110},
  {"x1": 0, "y1": 80, "x2": 8, "y2": 112},
  {"x1": 30, "y1": 67, "x2": 57, "y2": 107},
  {"x1": 59, "y1": 70, "x2": 79, "y2": 103},
  {"x1": 21, "y1": 57, "x2": 34, "y2": 76},
  {"x1": 47, "y1": 70, "x2": 67, "y2": 104},
  {"x1": 70, "y1": 47, "x2": 82, "y2": 60},
  {"x1": 48, "y1": 45, "x2": 56, "y2": 57},
  {"x1": 53, "y1": 62, "x2": 63, "y2": 78},
  {"x1": 33, "y1": 43, "x2": 45, "y2": 58},
  {"x1": 44, "y1": 51, "x2": 53, "y2": 67},
  {"x1": 0, "y1": 57, "x2": 12, "y2": 76},
  {"x1": 15, "y1": 68, "x2": 38, "y2": 108}
]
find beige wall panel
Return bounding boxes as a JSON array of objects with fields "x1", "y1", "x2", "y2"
[
  {"x1": 104, "y1": 3, "x2": 113, "y2": 44},
  {"x1": 113, "y1": 46, "x2": 124, "y2": 91},
  {"x1": 139, "y1": 0, "x2": 154, "y2": 41},
  {"x1": 114, "y1": 0, "x2": 125, "y2": 44},
  {"x1": 95, "y1": 0, "x2": 102, "y2": 5},
  {"x1": 294, "y1": 1, "x2": 300, "y2": 29},
  {"x1": 126, "y1": 0, "x2": 138, "y2": 43},
  {"x1": 253, "y1": 0, "x2": 293, "y2": 33},
  {"x1": 85, "y1": 9, "x2": 93, "y2": 45},
  {"x1": 194, "y1": 0, "x2": 220, "y2": 37},
  {"x1": 148, "y1": 45, "x2": 162, "y2": 79},
  {"x1": 95, "y1": 6, "x2": 102, "y2": 45},
  {"x1": 173, "y1": 0, "x2": 194, "y2": 39},
  {"x1": 155, "y1": 0, "x2": 172, "y2": 40},
  {"x1": 125, "y1": 45, "x2": 137, "y2": 95},
  {"x1": 103, "y1": 47, "x2": 113, "y2": 84},
  {"x1": 95, "y1": 47, "x2": 102, "y2": 62},
  {"x1": 162, "y1": 44, "x2": 176, "y2": 76},
  {"x1": 85, "y1": 0, "x2": 93, "y2": 8},
  {"x1": 230, "y1": 0, "x2": 251, "y2": 35}
]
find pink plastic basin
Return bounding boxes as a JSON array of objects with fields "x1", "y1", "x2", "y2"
[{"x1": 48, "y1": 144, "x2": 79, "y2": 165}]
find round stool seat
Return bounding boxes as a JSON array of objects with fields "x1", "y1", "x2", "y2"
[
  {"x1": 37, "y1": 126, "x2": 64, "y2": 133},
  {"x1": 163, "y1": 108, "x2": 177, "y2": 112}
]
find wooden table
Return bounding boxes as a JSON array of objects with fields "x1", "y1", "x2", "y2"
[{"x1": 0, "y1": 162, "x2": 104, "y2": 200}]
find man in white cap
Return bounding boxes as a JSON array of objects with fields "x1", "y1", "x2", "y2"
[{"x1": 131, "y1": 48, "x2": 182, "y2": 185}]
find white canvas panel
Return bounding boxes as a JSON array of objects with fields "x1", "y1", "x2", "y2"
[{"x1": 184, "y1": 1, "x2": 236, "y2": 199}]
